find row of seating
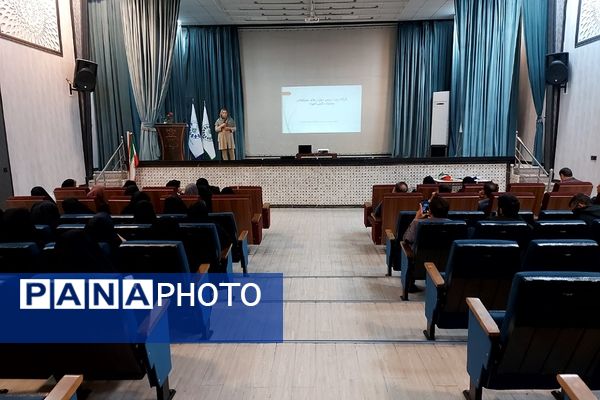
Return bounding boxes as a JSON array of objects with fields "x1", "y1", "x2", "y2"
[{"x1": 422, "y1": 239, "x2": 600, "y2": 339}]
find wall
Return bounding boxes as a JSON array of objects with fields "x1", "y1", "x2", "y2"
[
  {"x1": 0, "y1": 0, "x2": 85, "y2": 195},
  {"x1": 554, "y1": 0, "x2": 600, "y2": 195},
  {"x1": 517, "y1": 33, "x2": 538, "y2": 151}
]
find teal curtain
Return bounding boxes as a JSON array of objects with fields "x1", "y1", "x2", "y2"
[
  {"x1": 88, "y1": 0, "x2": 137, "y2": 166},
  {"x1": 164, "y1": 26, "x2": 245, "y2": 160},
  {"x1": 522, "y1": 0, "x2": 548, "y2": 161},
  {"x1": 392, "y1": 21, "x2": 453, "y2": 158},
  {"x1": 450, "y1": 0, "x2": 523, "y2": 157},
  {"x1": 163, "y1": 26, "x2": 190, "y2": 125}
]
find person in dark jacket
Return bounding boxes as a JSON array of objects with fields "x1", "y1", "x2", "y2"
[
  {"x1": 30, "y1": 186, "x2": 55, "y2": 203},
  {"x1": 31, "y1": 201, "x2": 60, "y2": 230},
  {"x1": 570, "y1": 193, "x2": 600, "y2": 225},
  {"x1": 0, "y1": 208, "x2": 37, "y2": 243},
  {"x1": 163, "y1": 195, "x2": 188, "y2": 214}
]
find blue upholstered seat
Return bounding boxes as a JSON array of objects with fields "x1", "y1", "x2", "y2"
[
  {"x1": 464, "y1": 272, "x2": 600, "y2": 400},
  {"x1": 210, "y1": 212, "x2": 249, "y2": 273},
  {"x1": 400, "y1": 220, "x2": 468, "y2": 300},
  {"x1": 538, "y1": 210, "x2": 576, "y2": 220},
  {"x1": 424, "y1": 240, "x2": 521, "y2": 340},
  {"x1": 0, "y1": 242, "x2": 42, "y2": 272},
  {"x1": 118, "y1": 240, "x2": 190, "y2": 273},
  {"x1": 385, "y1": 211, "x2": 416, "y2": 275},
  {"x1": 472, "y1": 220, "x2": 532, "y2": 248},
  {"x1": 533, "y1": 220, "x2": 590, "y2": 240},
  {"x1": 178, "y1": 223, "x2": 232, "y2": 274},
  {"x1": 521, "y1": 239, "x2": 600, "y2": 272},
  {"x1": 113, "y1": 224, "x2": 153, "y2": 241}
]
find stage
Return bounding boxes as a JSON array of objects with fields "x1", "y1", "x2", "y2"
[{"x1": 137, "y1": 157, "x2": 512, "y2": 206}]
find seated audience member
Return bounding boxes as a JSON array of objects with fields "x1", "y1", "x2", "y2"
[
  {"x1": 402, "y1": 195, "x2": 451, "y2": 250},
  {"x1": 31, "y1": 201, "x2": 60, "y2": 230},
  {"x1": 423, "y1": 176, "x2": 435, "y2": 184},
  {"x1": 220, "y1": 187, "x2": 235, "y2": 195},
  {"x1": 163, "y1": 195, "x2": 188, "y2": 214},
  {"x1": 187, "y1": 201, "x2": 233, "y2": 250},
  {"x1": 123, "y1": 180, "x2": 137, "y2": 188},
  {"x1": 54, "y1": 229, "x2": 115, "y2": 272},
  {"x1": 477, "y1": 182, "x2": 499, "y2": 215},
  {"x1": 61, "y1": 178, "x2": 77, "y2": 188},
  {"x1": 373, "y1": 181, "x2": 409, "y2": 218},
  {"x1": 184, "y1": 183, "x2": 199, "y2": 195},
  {"x1": 196, "y1": 177, "x2": 220, "y2": 195},
  {"x1": 121, "y1": 191, "x2": 150, "y2": 214},
  {"x1": 438, "y1": 184, "x2": 452, "y2": 193},
  {"x1": 133, "y1": 200, "x2": 156, "y2": 224},
  {"x1": 491, "y1": 194, "x2": 522, "y2": 220},
  {"x1": 0, "y1": 208, "x2": 37, "y2": 243},
  {"x1": 197, "y1": 185, "x2": 213, "y2": 212},
  {"x1": 124, "y1": 184, "x2": 140, "y2": 196},
  {"x1": 458, "y1": 176, "x2": 476, "y2": 192},
  {"x1": 87, "y1": 185, "x2": 110, "y2": 213},
  {"x1": 558, "y1": 167, "x2": 580, "y2": 182},
  {"x1": 594, "y1": 184, "x2": 600, "y2": 205},
  {"x1": 30, "y1": 186, "x2": 55, "y2": 203},
  {"x1": 62, "y1": 198, "x2": 94, "y2": 214},
  {"x1": 85, "y1": 212, "x2": 123, "y2": 252},
  {"x1": 166, "y1": 179, "x2": 182, "y2": 193},
  {"x1": 569, "y1": 193, "x2": 600, "y2": 224}
]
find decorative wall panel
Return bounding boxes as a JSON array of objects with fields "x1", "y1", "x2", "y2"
[
  {"x1": 137, "y1": 163, "x2": 508, "y2": 206},
  {"x1": 576, "y1": 0, "x2": 600, "y2": 47},
  {"x1": 0, "y1": 0, "x2": 62, "y2": 55}
]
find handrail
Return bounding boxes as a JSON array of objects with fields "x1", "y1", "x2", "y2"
[
  {"x1": 514, "y1": 134, "x2": 553, "y2": 189},
  {"x1": 94, "y1": 136, "x2": 127, "y2": 186}
]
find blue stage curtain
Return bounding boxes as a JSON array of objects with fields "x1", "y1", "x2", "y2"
[
  {"x1": 450, "y1": 0, "x2": 523, "y2": 157},
  {"x1": 392, "y1": 21, "x2": 453, "y2": 158},
  {"x1": 88, "y1": 0, "x2": 137, "y2": 167},
  {"x1": 163, "y1": 26, "x2": 190, "y2": 126},
  {"x1": 165, "y1": 26, "x2": 245, "y2": 160},
  {"x1": 523, "y1": 0, "x2": 548, "y2": 161}
]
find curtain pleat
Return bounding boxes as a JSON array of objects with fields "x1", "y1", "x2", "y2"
[
  {"x1": 392, "y1": 21, "x2": 453, "y2": 158},
  {"x1": 120, "y1": 0, "x2": 181, "y2": 160},
  {"x1": 450, "y1": 0, "x2": 523, "y2": 157}
]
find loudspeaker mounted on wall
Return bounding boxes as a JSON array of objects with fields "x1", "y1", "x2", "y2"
[
  {"x1": 68, "y1": 59, "x2": 97, "y2": 95},
  {"x1": 545, "y1": 52, "x2": 569, "y2": 87}
]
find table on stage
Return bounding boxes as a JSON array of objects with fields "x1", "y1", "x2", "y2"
[{"x1": 295, "y1": 152, "x2": 338, "y2": 159}]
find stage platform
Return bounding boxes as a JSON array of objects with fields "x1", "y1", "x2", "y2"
[{"x1": 137, "y1": 157, "x2": 512, "y2": 206}]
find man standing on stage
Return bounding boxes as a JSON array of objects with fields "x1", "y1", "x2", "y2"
[{"x1": 215, "y1": 108, "x2": 236, "y2": 160}]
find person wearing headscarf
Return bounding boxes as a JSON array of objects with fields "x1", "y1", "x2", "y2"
[
  {"x1": 85, "y1": 212, "x2": 123, "y2": 253},
  {"x1": 1, "y1": 208, "x2": 37, "y2": 243},
  {"x1": 123, "y1": 180, "x2": 137, "y2": 188},
  {"x1": 133, "y1": 200, "x2": 156, "y2": 224},
  {"x1": 163, "y1": 195, "x2": 188, "y2": 214},
  {"x1": 196, "y1": 185, "x2": 213, "y2": 212},
  {"x1": 30, "y1": 186, "x2": 55, "y2": 203},
  {"x1": 122, "y1": 191, "x2": 150, "y2": 214},
  {"x1": 31, "y1": 201, "x2": 60, "y2": 230},
  {"x1": 124, "y1": 184, "x2": 140, "y2": 196},
  {"x1": 54, "y1": 229, "x2": 115, "y2": 272},
  {"x1": 184, "y1": 183, "x2": 198, "y2": 196},
  {"x1": 61, "y1": 198, "x2": 94, "y2": 214},
  {"x1": 187, "y1": 200, "x2": 233, "y2": 251},
  {"x1": 61, "y1": 179, "x2": 77, "y2": 188},
  {"x1": 166, "y1": 180, "x2": 182, "y2": 194}
]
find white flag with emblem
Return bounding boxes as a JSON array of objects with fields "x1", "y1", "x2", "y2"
[
  {"x1": 201, "y1": 103, "x2": 216, "y2": 159},
  {"x1": 188, "y1": 103, "x2": 204, "y2": 158}
]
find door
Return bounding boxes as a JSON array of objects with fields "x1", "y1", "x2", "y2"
[{"x1": 0, "y1": 86, "x2": 14, "y2": 208}]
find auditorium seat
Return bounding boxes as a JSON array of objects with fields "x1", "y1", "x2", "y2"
[
  {"x1": 0, "y1": 242, "x2": 42, "y2": 272},
  {"x1": 369, "y1": 193, "x2": 422, "y2": 245},
  {"x1": 416, "y1": 184, "x2": 440, "y2": 200},
  {"x1": 533, "y1": 220, "x2": 590, "y2": 240},
  {"x1": 0, "y1": 374, "x2": 83, "y2": 399},
  {"x1": 542, "y1": 192, "x2": 576, "y2": 210},
  {"x1": 33, "y1": 224, "x2": 54, "y2": 244},
  {"x1": 210, "y1": 212, "x2": 249, "y2": 274},
  {"x1": 462, "y1": 184, "x2": 484, "y2": 193},
  {"x1": 447, "y1": 211, "x2": 486, "y2": 227},
  {"x1": 5, "y1": 196, "x2": 46, "y2": 210},
  {"x1": 233, "y1": 186, "x2": 271, "y2": 229},
  {"x1": 553, "y1": 181, "x2": 594, "y2": 196},
  {"x1": 108, "y1": 196, "x2": 132, "y2": 215},
  {"x1": 118, "y1": 240, "x2": 194, "y2": 273},
  {"x1": 178, "y1": 223, "x2": 232, "y2": 274},
  {"x1": 592, "y1": 220, "x2": 600, "y2": 244},
  {"x1": 103, "y1": 187, "x2": 126, "y2": 199},
  {"x1": 212, "y1": 194, "x2": 262, "y2": 245},
  {"x1": 507, "y1": 182, "x2": 546, "y2": 215},
  {"x1": 437, "y1": 193, "x2": 480, "y2": 211},
  {"x1": 557, "y1": 374, "x2": 598, "y2": 400},
  {"x1": 490, "y1": 192, "x2": 537, "y2": 213},
  {"x1": 423, "y1": 240, "x2": 521, "y2": 340},
  {"x1": 384, "y1": 211, "x2": 416, "y2": 275},
  {"x1": 521, "y1": 239, "x2": 600, "y2": 272},
  {"x1": 114, "y1": 224, "x2": 153, "y2": 241},
  {"x1": 59, "y1": 214, "x2": 94, "y2": 224},
  {"x1": 55, "y1": 223, "x2": 85, "y2": 235},
  {"x1": 57, "y1": 198, "x2": 97, "y2": 214},
  {"x1": 140, "y1": 186, "x2": 177, "y2": 213},
  {"x1": 518, "y1": 211, "x2": 535, "y2": 225},
  {"x1": 538, "y1": 210, "x2": 576, "y2": 220},
  {"x1": 111, "y1": 214, "x2": 135, "y2": 224},
  {"x1": 472, "y1": 220, "x2": 532, "y2": 249},
  {"x1": 464, "y1": 272, "x2": 600, "y2": 400},
  {"x1": 53, "y1": 187, "x2": 88, "y2": 200},
  {"x1": 400, "y1": 220, "x2": 468, "y2": 300},
  {"x1": 364, "y1": 184, "x2": 395, "y2": 227}
]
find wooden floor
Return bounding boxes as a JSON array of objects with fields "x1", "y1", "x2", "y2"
[{"x1": 0, "y1": 209, "x2": 567, "y2": 399}]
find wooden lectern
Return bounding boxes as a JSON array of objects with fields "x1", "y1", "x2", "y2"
[{"x1": 155, "y1": 123, "x2": 187, "y2": 161}]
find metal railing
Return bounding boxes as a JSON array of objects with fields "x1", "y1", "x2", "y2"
[
  {"x1": 514, "y1": 134, "x2": 553, "y2": 190},
  {"x1": 94, "y1": 136, "x2": 128, "y2": 186}
]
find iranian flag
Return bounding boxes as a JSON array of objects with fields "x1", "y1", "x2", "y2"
[{"x1": 127, "y1": 131, "x2": 139, "y2": 180}]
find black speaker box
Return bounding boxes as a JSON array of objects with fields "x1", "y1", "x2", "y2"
[
  {"x1": 546, "y1": 52, "x2": 569, "y2": 86},
  {"x1": 73, "y1": 58, "x2": 97, "y2": 92}
]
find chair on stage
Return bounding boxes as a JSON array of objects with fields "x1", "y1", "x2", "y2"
[
  {"x1": 423, "y1": 240, "x2": 521, "y2": 340},
  {"x1": 364, "y1": 184, "x2": 395, "y2": 227},
  {"x1": 463, "y1": 272, "x2": 600, "y2": 400},
  {"x1": 400, "y1": 220, "x2": 468, "y2": 300}
]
